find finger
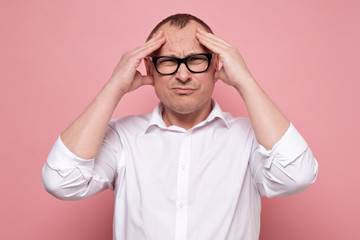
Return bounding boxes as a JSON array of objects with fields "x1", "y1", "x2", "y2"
[
  {"x1": 196, "y1": 33, "x2": 226, "y2": 54},
  {"x1": 141, "y1": 75, "x2": 155, "y2": 86},
  {"x1": 135, "y1": 37, "x2": 165, "y2": 59},
  {"x1": 196, "y1": 28, "x2": 231, "y2": 48},
  {"x1": 132, "y1": 32, "x2": 165, "y2": 57},
  {"x1": 197, "y1": 33, "x2": 229, "y2": 52},
  {"x1": 128, "y1": 71, "x2": 154, "y2": 92},
  {"x1": 196, "y1": 32, "x2": 230, "y2": 54},
  {"x1": 133, "y1": 72, "x2": 154, "y2": 86},
  {"x1": 197, "y1": 28, "x2": 231, "y2": 47}
]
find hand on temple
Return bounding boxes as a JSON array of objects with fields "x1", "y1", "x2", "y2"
[{"x1": 108, "y1": 31, "x2": 166, "y2": 95}]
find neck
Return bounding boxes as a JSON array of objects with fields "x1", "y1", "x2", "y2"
[{"x1": 162, "y1": 102, "x2": 213, "y2": 130}]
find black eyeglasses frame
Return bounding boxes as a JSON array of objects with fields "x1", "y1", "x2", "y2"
[{"x1": 151, "y1": 53, "x2": 213, "y2": 75}]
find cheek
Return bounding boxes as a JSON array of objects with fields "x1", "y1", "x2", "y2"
[
  {"x1": 204, "y1": 80, "x2": 215, "y2": 94},
  {"x1": 201, "y1": 72, "x2": 216, "y2": 89},
  {"x1": 203, "y1": 75, "x2": 216, "y2": 96},
  {"x1": 153, "y1": 77, "x2": 171, "y2": 96}
]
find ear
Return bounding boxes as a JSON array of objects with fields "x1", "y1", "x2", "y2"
[
  {"x1": 144, "y1": 57, "x2": 154, "y2": 76},
  {"x1": 212, "y1": 54, "x2": 221, "y2": 82},
  {"x1": 213, "y1": 54, "x2": 219, "y2": 70}
]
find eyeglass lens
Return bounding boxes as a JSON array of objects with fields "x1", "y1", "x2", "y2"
[{"x1": 156, "y1": 54, "x2": 210, "y2": 75}]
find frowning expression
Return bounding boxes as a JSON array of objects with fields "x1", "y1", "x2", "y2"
[{"x1": 146, "y1": 21, "x2": 218, "y2": 115}]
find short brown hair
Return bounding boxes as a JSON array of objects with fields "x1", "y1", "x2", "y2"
[{"x1": 146, "y1": 13, "x2": 213, "y2": 41}]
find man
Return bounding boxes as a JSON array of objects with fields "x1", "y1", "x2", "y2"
[{"x1": 42, "y1": 13, "x2": 318, "y2": 240}]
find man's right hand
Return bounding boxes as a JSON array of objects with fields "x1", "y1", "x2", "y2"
[
  {"x1": 109, "y1": 31, "x2": 165, "y2": 95},
  {"x1": 60, "y1": 31, "x2": 165, "y2": 159}
]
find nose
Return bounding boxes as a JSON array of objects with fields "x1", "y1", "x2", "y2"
[{"x1": 176, "y1": 62, "x2": 191, "y2": 83}]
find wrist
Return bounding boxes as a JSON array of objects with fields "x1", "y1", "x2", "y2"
[
  {"x1": 103, "y1": 79, "x2": 127, "y2": 103},
  {"x1": 233, "y1": 75, "x2": 256, "y2": 93}
]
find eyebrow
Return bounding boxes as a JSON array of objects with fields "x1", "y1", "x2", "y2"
[{"x1": 154, "y1": 52, "x2": 209, "y2": 58}]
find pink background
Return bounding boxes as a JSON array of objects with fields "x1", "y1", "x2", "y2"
[{"x1": 1, "y1": 0, "x2": 359, "y2": 239}]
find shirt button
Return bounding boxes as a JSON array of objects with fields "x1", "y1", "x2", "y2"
[
  {"x1": 179, "y1": 203, "x2": 184, "y2": 209},
  {"x1": 181, "y1": 165, "x2": 185, "y2": 170}
]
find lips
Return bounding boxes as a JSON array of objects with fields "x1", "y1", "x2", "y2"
[{"x1": 172, "y1": 87, "x2": 196, "y2": 94}]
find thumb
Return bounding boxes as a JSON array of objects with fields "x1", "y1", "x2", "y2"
[{"x1": 142, "y1": 75, "x2": 155, "y2": 86}]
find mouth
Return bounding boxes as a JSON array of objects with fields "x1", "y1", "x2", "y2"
[{"x1": 172, "y1": 87, "x2": 197, "y2": 95}]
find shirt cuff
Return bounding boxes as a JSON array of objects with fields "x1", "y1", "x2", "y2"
[
  {"x1": 46, "y1": 136, "x2": 95, "y2": 177},
  {"x1": 257, "y1": 123, "x2": 308, "y2": 168}
]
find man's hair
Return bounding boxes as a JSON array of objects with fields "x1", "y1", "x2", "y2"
[{"x1": 146, "y1": 13, "x2": 213, "y2": 41}]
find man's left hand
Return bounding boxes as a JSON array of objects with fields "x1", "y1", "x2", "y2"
[{"x1": 196, "y1": 28, "x2": 253, "y2": 90}]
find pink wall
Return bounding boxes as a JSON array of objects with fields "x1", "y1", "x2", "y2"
[{"x1": 1, "y1": 0, "x2": 359, "y2": 239}]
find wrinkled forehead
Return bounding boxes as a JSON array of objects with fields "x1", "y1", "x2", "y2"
[{"x1": 153, "y1": 21, "x2": 209, "y2": 57}]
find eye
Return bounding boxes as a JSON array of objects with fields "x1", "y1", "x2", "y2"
[
  {"x1": 188, "y1": 55, "x2": 207, "y2": 64},
  {"x1": 158, "y1": 57, "x2": 177, "y2": 66}
]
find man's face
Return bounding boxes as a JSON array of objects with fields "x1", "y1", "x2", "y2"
[{"x1": 146, "y1": 21, "x2": 218, "y2": 115}]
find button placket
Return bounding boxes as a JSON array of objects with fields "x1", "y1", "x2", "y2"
[{"x1": 174, "y1": 131, "x2": 192, "y2": 240}]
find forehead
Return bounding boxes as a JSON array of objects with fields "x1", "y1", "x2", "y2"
[{"x1": 154, "y1": 21, "x2": 209, "y2": 56}]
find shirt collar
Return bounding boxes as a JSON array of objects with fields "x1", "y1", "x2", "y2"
[{"x1": 144, "y1": 100, "x2": 229, "y2": 133}]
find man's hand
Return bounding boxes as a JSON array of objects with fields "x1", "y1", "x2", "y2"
[
  {"x1": 195, "y1": 28, "x2": 253, "y2": 90},
  {"x1": 196, "y1": 28, "x2": 289, "y2": 150},
  {"x1": 60, "y1": 32, "x2": 165, "y2": 159},
  {"x1": 109, "y1": 31, "x2": 166, "y2": 94}
]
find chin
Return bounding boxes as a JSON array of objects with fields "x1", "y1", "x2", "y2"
[
  {"x1": 165, "y1": 98, "x2": 210, "y2": 115},
  {"x1": 156, "y1": 88, "x2": 213, "y2": 115},
  {"x1": 172, "y1": 106, "x2": 198, "y2": 115}
]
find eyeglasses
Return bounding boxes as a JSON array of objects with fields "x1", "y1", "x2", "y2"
[{"x1": 151, "y1": 53, "x2": 212, "y2": 75}]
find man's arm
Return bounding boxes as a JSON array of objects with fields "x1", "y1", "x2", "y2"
[
  {"x1": 42, "y1": 32, "x2": 166, "y2": 199},
  {"x1": 196, "y1": 28, "x2": 318, "y2": 196},
  {"x1": 61, "y1": 32, "x2": 166, "y2": 159},
  {"x1": 196, "y1": 28, "x2": 289, "y2": 150}
]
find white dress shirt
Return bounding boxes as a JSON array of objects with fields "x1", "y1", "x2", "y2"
[{"x1": 42, "y1": 101, "x2": 318, "y2": 240}]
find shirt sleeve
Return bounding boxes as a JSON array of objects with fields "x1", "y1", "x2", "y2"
[
  {"x1": 249, "y1": 123, "x2": 319, "y2": 198},
  {"x1": 41, "y1": 125, "x2": 122, "y2": 200}
]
